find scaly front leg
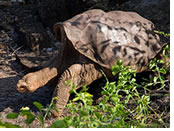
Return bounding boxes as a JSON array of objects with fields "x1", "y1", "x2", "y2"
[{"x1": 17, "y1": 51, "x2": 63, "y2": 93}]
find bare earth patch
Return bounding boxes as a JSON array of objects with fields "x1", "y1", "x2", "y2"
[{"x1": 0, "y1": 46, "x2": 61, "y2": 127}]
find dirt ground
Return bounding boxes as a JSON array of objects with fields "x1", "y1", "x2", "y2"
[
  {"x1": 0, "y1": 41, "x2": 105, "y2": 128},
  {"x1": 0, "y1": 0, "x2": 80, "y2": 127},
  {"x1": 0, "y1": 44, "x2": 59, "y2": 127},
  {"x1": 0, "y1": 42, "x2": 170, "y2": 128}
]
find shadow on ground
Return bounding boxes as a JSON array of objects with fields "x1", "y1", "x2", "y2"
[{"x1": 0, "y1": 76, "x2": 55, "y2": 113}]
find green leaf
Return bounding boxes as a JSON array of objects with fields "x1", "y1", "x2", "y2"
[
  {"x1": 112, "y1": 65, "x2": 120, "y2": 75},
  {"x1": 38, "y1": 114, "x2": 44, "y2": 125},
  {"x1": 117, "y1": 60, "x2": 123, "y2": 65},
  {"x1": 80, "y1": 110, "x2": 88, "y2": 116},
  {"x1": 69, "y1": 89, "x2": 75, "y2": 94},
  {"x1": 154, "y1": 30, "x2": 170, "y2": 37},
  {"x1": 125, "y1": 94, "x2": 131, "y2": 104},
  {"x1": 25, "y1": 114, "x2": 35, "y2": 126},
  {"x1": 6, "y1": 113, "x2": 19, "y2": 119},
  {"x1": 153, "y1": 76, "x2": 158, "y2": 84},
  {"x1": 20, "y1": 110, "x2": 35, "y2": 126},
  {"x1": 149, "y1": 59, "x2": 156, "y2": 69},
  {"x1": 20, "y1": 110, "x2": 30, "y2": 116},
  {"x1": 111, "y1": 96, "x2": 120, "y2": 103},
  {"x1": 84, "y1": 92, "x2": 93, "y2": 98},
  {"x1": 81, "y1": 85, "x2": 89, "y2": 92},
  {"x1": 94, "y1": 112, "x2": 102, "y2": 119},
  {"x1": 101, "y1": 90, "x2": 107, "y2": 95},
  {"x1": 73, "y1": 96, "x2": 81, "y2": 102},
  {"x1": 157, "y1": 59, "x2": 164, "y2": 64},
  {"x1": 160, "y1": 67, "x2": 167, "y2": 74},
  {"x1": 123, "y1": 89, "x2": 129, "y2": 94},
  {"x1": 51, "y1": 103, "x2": 59, "y2": 113},
  {"x1": 49, "y1": 120, "x2": 67, "y2": 128},
  {"x1": 0, "y1": 120, "x2": 21, "y2": 128},
  {"x1": 33, "y1": 102, "x2": 43, "y2": 111},
  {"x1": 0, "y1": 122, "x2": 21, "y2": 128}
]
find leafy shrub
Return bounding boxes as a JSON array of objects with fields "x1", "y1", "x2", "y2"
[{"x1": 1, "y1": 31, "x2": 170, "y2": 128}]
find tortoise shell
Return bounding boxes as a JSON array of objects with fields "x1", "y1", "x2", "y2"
[{"x1": 54, "y1": 9, "x2": 163, "y2": 72}]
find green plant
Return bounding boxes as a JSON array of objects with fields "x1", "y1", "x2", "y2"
[
  {"x1": 149, "y1": 57, "x2": 169, "y2": 90},
  {"x1": 2, "y1": 97, "x2": 57, "y2": 128},
  {"x1": 50, "y1": 31, "x2": 169, "y2": 128},
  {"x1": 62, "y1": 46, "x2": 169, "y2": 127},
  {"x1": 154, "y1": 30, "x2": 170, "y2": 37},
  {"x1": 1, "y1": 31, "x2": 169, "y2": 127},
  {"x1": 0, "y1": 114, "x2": 21, "y2": 128},
  {"x1": 56, "y1": 60, "x2": 152, "y2": 128}
]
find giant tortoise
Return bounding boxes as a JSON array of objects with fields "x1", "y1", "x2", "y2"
[{"x1": 17, "y1": 9, "x2": 164, "y2": 117}]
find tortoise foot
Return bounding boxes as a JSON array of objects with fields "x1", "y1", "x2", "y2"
[{"x1": 17, "y1": 73, "x2": 39, "y2": 93}]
